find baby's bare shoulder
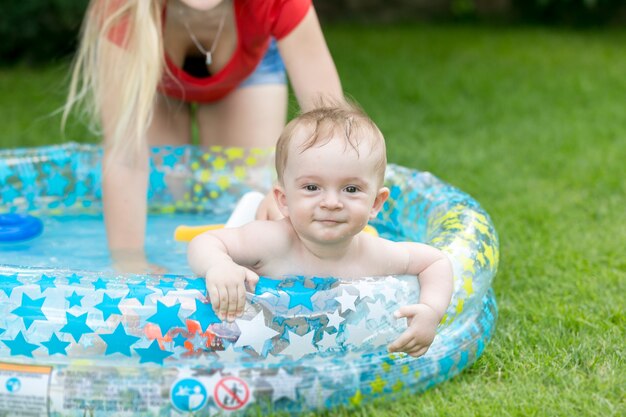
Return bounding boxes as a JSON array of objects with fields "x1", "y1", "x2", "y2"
[
  {"x1": 361, "y1": 234, "x2": 409, "y2": 260},
  {"x1": 242, "y1": 219, "x2": 293, "y2": 248}
]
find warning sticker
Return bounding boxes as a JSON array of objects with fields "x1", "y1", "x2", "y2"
[
  {"x1": 213, "y1": 376, "x2": 250, "y2": 411},
  {"x1": 0, "y1": 362, "x2": 52, "y2": 417}
]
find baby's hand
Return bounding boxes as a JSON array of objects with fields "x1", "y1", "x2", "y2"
[
  {"x1": 205, "y1": 262, "x2": 259, "y2": 322},
  {"x1": 387, "y1": 304, "x2": 440, "y2": 358}
]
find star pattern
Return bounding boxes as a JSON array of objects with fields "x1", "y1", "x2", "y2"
[
  {"x1": 172, "y1": 333, "x2": 187, "y2": 348},
  {"x1": 316, "y1": 331, "x2": 338, "y2": 352},
  {"x1": 325, "y1": 311, "x2": 345, "y2": 330},
  {"x1": 216, "y1": 342, "x2": 243, "y2": 362},
  {"x1": 285, "y1": 279, "x2": 315, "y2": 310},
  {"x1": 36, "y1": 274, "x2": 56, "y2": 293},
  {"x1": 11, "y1": 293, "x2": 47, "y2": 329},
  {"x1": 66, "y1": 291, "x2": 84, "y2": 308},
  {"x1": 234, "y1": 310, "x2": 280, "y2": 355},
  {"x1": 303, "y1": 377, "x2": 335, "y2": 408},
  {"x1": 135, "y1": 340, "x2": 174, "y2": 365},
  {"x1": 66, "y1": 273, "x2": 82, "y2": 285},
  {"x1": 60, "y1": 312, "x2": 93, "y2": 342},
  {"x1": 342, "y1": 322, "x2": 376, "y2": 349},
  {"x1": 0, "y1": 274, "x2": 21, "y2": 297},
  {"x1": 100, "y1": 323, "x2": 140, "y2": 356},
  {"x1": 146, "y1": 301, "x2": 185, "y2": 336},
  {"x1": 158, "y1": 279, "x2": 177, "y2": 296},
  {"x1": 264, "y1": 369, "x2": 302, "y2": 402},
  {"x1": 0, "y1": 144, "x2": 500, "y2": 414},
  {"x1": 278, "y1": 330, "x2": 318, "y2": 361},
  {"x1": 94, "y1": 293, "x2": 122, "y2": 321},
  {"x1": 92, "y1": 277, "x2": 108, "y2": 290},
  {"x1": 255, "y1": 276, "x2": 282, "y2": 296},
  {"x1": 42, "y1": 333, "x2": 71, "y2": 355},
  {"x1": 336, "y1": 290, "x2": 358, "y2": 313},
  {"x1": 3, "y1": 331, "x2": 39, "y2": 357},
  {"x1": 184, "y1": 277, "x2": 206, "y2": 293},
  {"x1": 127, "y1": 281, "x2": 155, "y2": 303},
  {"x1": 188, "y1": 298, "x2": 221, "y2": 332}
]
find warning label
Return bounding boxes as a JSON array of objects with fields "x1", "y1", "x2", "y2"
[
  {"x1": 0, "y1": 362, "x2": 52, "y2": 417},
  {"x1": 49, "y1": 366, "x2": 175, "y2": 415},
  {"x1": 213, "y1": 376, "x2": 250, "y2": 411}
]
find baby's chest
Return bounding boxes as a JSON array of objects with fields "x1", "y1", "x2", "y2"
[{"x1": 255, "y1": 253, "x2": 399, "y2": 279}]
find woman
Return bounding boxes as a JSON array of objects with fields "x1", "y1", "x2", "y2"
[{"x1": 64, "y1": 0, "x2": 343, "y2": 272}]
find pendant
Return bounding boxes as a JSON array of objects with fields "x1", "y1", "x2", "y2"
[{"x1": 206, "y1": 52, "x2": 212, "y2": 66}]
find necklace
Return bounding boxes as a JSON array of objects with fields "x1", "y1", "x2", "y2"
[{"x1": 180, "y1": 5, "x2": 228, "y2": 66}]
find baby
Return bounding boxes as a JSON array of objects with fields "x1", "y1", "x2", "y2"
[{"x1": 188, "y1": 103, "x2": 453, "y2": 357}]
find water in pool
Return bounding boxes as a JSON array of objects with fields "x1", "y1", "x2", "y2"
[{"x1": 0, "y1": 213, "x2": 229, "y2": 275}]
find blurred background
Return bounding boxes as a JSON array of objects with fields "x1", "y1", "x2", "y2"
[{"x1": 2, "y1": 0, "x2": 626, "y2": 65}]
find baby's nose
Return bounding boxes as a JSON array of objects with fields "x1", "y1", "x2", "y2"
[{"x1": 320, "y1": 192, "x2": 343, "y2": 209}]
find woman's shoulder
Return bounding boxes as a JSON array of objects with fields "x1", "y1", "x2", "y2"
[{"x1": 237, "y1": 0, "x2": 312, "y2": 38}]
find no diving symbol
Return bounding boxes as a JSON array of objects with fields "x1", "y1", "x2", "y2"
[{"x1": 214, "y1": 376, "x2": 250, "y2": 411}]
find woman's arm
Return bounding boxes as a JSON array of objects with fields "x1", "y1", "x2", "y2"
[
  {"x1": 98, "y1": 41, "x2": 155, "y2": 273},
  {"x1": 102, "y1": 148, "x2": 152, "y2": 272},
  {"x1": 277, "y1": 6, "x2": 343, "y2": 110}
]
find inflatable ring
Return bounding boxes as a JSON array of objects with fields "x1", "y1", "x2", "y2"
[
  {"x1": 0, "y1": 213, "x2": 43, "y2": 242},
  {"x1": 0, "y1": 144, "x2": 498, "y2": 415}
]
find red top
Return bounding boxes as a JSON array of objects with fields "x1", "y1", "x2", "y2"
[{"x1": 108, "y1": 0, "x2": 312, "y2": 103}]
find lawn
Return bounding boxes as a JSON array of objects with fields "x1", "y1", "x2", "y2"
[{"x1": 1, "y1": 24, "x2": 624, "y2": 416}]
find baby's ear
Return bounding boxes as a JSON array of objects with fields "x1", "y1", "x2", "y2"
[
  {"x1": 273, "y1": 185, "x2": 290, "y2": 217},
  {"x1": 370, "y1": 187, "x2": 390, "y2": 219}
]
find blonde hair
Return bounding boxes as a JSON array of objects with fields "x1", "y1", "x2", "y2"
[
  {"x1": 275, "y1": 101, "x2": 387, "y2": 185},
  {"x1": 63, "y1": 0, "x2": 165, "y2": 162}
]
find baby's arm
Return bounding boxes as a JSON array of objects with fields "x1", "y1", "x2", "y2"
[
  {"x1": 388, "y1": 242, "x2": 453, "y2": 357},
  {"x1": 187, "y1": 221, "x2": 280, "y2": 321}
]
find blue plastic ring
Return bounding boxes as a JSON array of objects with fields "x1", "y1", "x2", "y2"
[{"x1": 0, "y1": 213, "x2": 44, "y2": 242}]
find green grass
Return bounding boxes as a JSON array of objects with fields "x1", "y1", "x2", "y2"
[{"x1": 1, "y1": 25, "x2": 624, "y2": 416}]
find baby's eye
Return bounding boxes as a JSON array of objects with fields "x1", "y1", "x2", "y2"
[
  {"x1": 305, "y1": 184, "x2": 319, "y2": 191},
  {"x1": 344, "y1": 186, "x2": 358, "y2": 193}
]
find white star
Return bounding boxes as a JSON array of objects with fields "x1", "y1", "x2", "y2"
[
  {"x1": 188, "y1": 332, "x2": 207, "y2": 351},
  {"x1": 356, "y1": 281, "x2": 377, "y2": 301},
  {"x1": 379, "y1": 285, "x2": 397, "y2": 304},
  {"x1": 316, "y1": 331, "x2": 338, "y2": 352},
  {"x1": 263, "y1": 352, "x2": 285, "y2": 367},
  {"x1": 278, "y1": 330, "x2": 318, "y2": 361},
  {"x1": 365, "y1": 328, "x2": 396, "y2": 349},
  {"x1": 344, "y1": 323, "x2": 371, "y2": 347},
  {"x1": 216, "y1": 343, "x2": 242, "y2": 363},
  {"x1": 263, "y1": 369, "x2": 302, "y2": 402},
  {"x1": 234, "y1": 310, "x2": 280, "y2": 354},
  {"x1": 365, "y1": 299, "x2": 390, "y2": 320},
  {"x1": 303, "y1": 377, "x2": 335, "y2": 408},
  {"x1": 325, "y1": 310, "x2": 345, "y2": 330},
  {"x1": 336, "y1": 290, "x2": 358, "y2": 313}
]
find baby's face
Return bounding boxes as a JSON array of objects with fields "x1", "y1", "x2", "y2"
[{"x1": 278, "y1": 135, "x2": 385, "y2": 245}]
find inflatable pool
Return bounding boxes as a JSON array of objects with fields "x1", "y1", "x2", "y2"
[{"x1": 0, "y1": 143, "x2": 498, "y2": 416}]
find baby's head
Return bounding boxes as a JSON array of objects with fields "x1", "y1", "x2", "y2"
[
  {"x1": 273, "y1": 101, "x2": 390, "y2": 243},
  {"x1": 275, "y1": 101, "x2": 387, "y2": 186}
]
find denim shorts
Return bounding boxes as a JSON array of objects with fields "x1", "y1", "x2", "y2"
[{"x1": 238, "y1": 39, "x2": 287, "y2": 88}]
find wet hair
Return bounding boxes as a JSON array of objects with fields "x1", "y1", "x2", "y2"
[{"x1": 275, "y1": 99, "x2": 387, "y2": 185}]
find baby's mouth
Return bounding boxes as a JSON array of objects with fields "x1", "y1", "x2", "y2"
[{"x1": 316, "y1": 219, "x2": 344, "y2": 225}]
